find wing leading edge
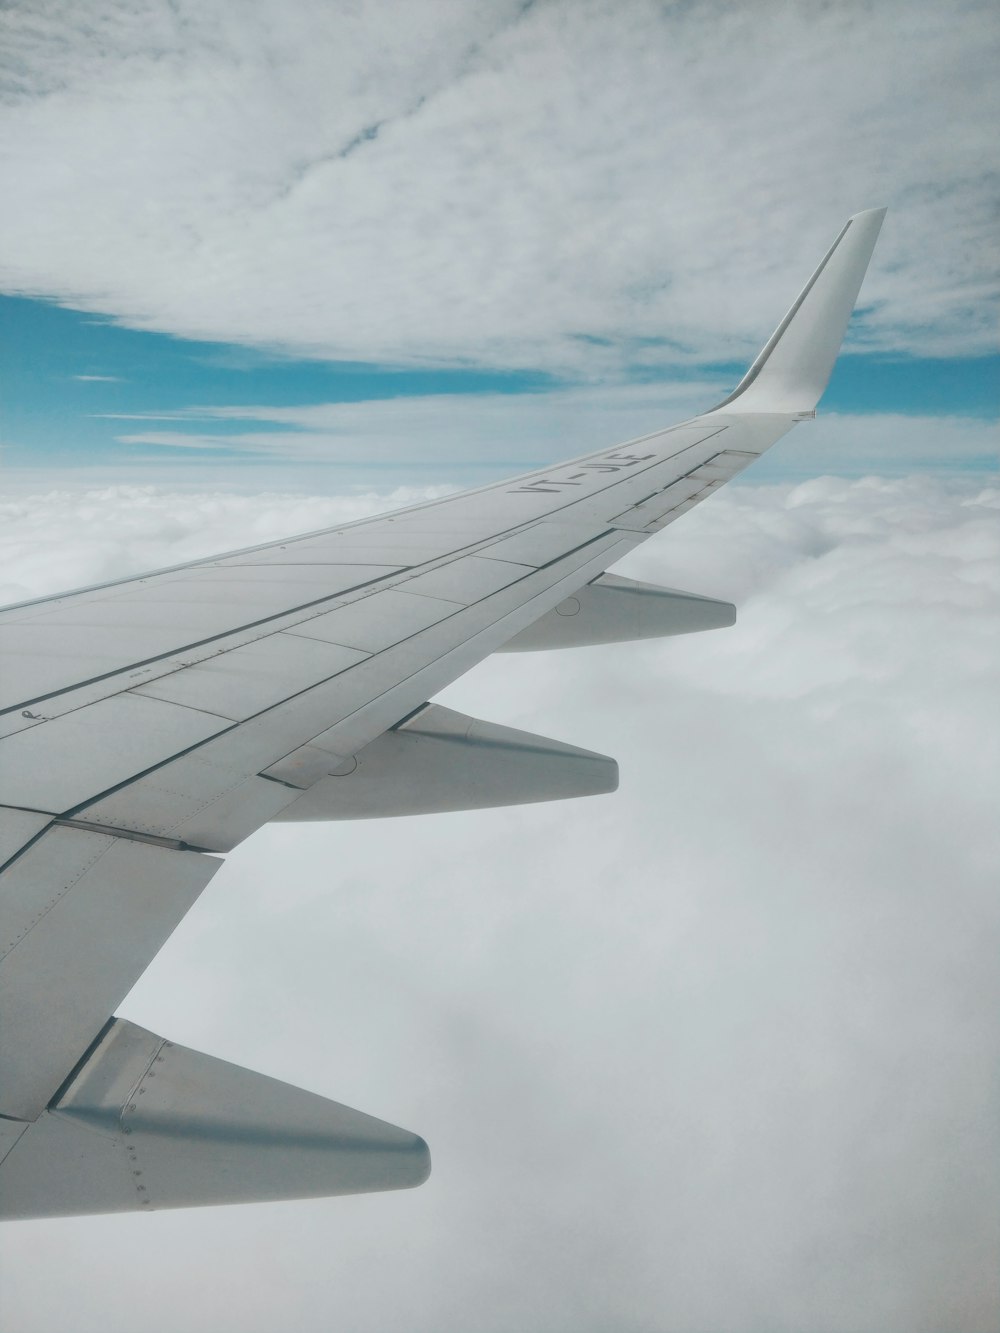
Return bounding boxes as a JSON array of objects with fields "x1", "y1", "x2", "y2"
[{"x1": 0, "y1": 210, "x2": 886, "y2": 1218}]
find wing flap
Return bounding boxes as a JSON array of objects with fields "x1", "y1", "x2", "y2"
[{"x1": 0, "y1": 830, "x2": 221, "y2": 1120}]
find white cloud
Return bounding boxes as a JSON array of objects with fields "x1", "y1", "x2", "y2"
[
  {"x1": 105, "y1": 388, "x2": 1000, "y2": 476},
  {"x1": 0, "y1": 483, "x2": 450, "y2": 606},
  {"x1": 71, "y1": 373, "x2": 123, "y2": 382},
  {"x1": 0, "y1": 1, "x2": 997, "y2": 371},
  {"x1": 0, "y1": 473, "x2": 997, "y2": 1331}
]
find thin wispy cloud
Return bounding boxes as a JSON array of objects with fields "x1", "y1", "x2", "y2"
[
  {"x1": 110, "y1": 391, "x2": 999, "y2": 476},
  {"x1": 71, "y1": 373, "x2": 123, "y2": 382}
]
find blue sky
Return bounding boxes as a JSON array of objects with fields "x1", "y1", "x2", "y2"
[
  {"x1": 1, "y1": 1, "x2": 996, "y2": 493},
  {"x1": 1, "y1": 293, "x2": 550, "y2": 475},
  {"x1": 3, "y1": 292, "x2": 996, "y2": 489}
]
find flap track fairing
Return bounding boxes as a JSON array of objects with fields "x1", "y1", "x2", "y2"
[
  {"x1": 0, "y1": 1018, "x2": 429, "y2": 1219},
  {"x1": 499, "y1": 573, "x2": 735, "y2": 651},
  {"x1": 273, "y1": 704, "x2": 618, "y2": 821}
]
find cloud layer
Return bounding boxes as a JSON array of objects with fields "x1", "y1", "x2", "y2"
[
  {"x1": 1, "y1": 0, "x2": 997, "y2": 372},
  {"x1": 109, "y1": 393, "x2": 1000, "y2": 475},
  {"x1": 1, "y1": 473, "x2": 997, "y2": 1331}
]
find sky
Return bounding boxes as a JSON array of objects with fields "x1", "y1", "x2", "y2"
[
  {"x1": 0, "y1": 0, "x2": 997, "y2": 491},
  {"x1": 1, "y1": 2, "x2": 998, "y2": 1331}
]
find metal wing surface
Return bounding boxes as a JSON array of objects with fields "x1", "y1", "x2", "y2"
[{"x1": 0, "y1": 209, "x2": 886, "y2": 1218}]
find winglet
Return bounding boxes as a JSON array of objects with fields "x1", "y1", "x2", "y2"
[{"x1": 713, "y1": 207, "x2": 887, "y2": 415}]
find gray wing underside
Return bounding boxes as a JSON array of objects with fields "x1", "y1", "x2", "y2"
[{"x1": 0, "y1": 209, "x2": 886, "y2": 1218}]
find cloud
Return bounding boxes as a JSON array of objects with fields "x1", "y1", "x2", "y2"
[
  {"x1": 0, "y1": 473, "x2": 997, "y2": 1331},
  {"x1": 108, "y1": 392, "x2": 999, "y2": 477},
  {"x1": 71, "y1": 373, "x2": 123, "y2": 382},
  {"x1": 0, "y1": 483, "x2": 451, "y2": 606},
  {"x1": 0, "y1": 1, "x2": 997, "y2": 372}
]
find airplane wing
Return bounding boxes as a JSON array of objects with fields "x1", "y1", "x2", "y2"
[{"x1": 0, "y1": 209, "x2": 886, "y2": 1219}]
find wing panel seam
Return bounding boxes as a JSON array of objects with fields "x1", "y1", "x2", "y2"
[
  {"x1": 0, "y1": 569, "x2": 405, "y2": 717},
  {"x1": 0, "y1": 835, "x2": 116, "y2": 962}
]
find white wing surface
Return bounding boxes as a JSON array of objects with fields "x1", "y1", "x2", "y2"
[{"x1": 0, "y1": 209, "x2": 886, "y2": 1218}]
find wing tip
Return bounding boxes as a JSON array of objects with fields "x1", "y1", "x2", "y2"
[
  {"x1": 848, "y1": 205, "x2": 888, "y2": 223},
  {"x1": 710, "y1": 207, "x2": 888, "y2": 415}
]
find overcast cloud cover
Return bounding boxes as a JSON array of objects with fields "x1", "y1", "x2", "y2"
[{"x1": 1, "y1": 1, "x2": 998, "y2": 1330}]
